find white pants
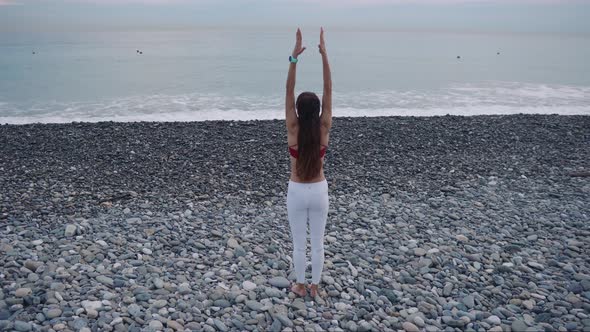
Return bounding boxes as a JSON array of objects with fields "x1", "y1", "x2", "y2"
[{"x1": 287, "y1": 179, "x2": 329, "y2": 284}]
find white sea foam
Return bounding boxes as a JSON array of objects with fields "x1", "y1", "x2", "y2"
[{"x1": 1, "y1": 82, "x2": 588, "y2": 124}]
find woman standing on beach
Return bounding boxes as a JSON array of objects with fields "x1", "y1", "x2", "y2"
[{"x1": 285, "y1": 28, "x2": 332, "y2": 298}]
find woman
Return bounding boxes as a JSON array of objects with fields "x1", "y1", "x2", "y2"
[{"x1": 285, "y1": 27, "x2": 332, "y2": 298}]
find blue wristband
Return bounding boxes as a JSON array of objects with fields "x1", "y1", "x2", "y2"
[{"x1": 289, "y1": 55, "x2": 298, "y2": 64}]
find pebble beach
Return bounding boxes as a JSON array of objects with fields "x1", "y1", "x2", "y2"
[{"x1": 1, "y1": 114, "x2": 589, "y2": 332}]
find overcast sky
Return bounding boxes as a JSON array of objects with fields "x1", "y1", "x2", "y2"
[{"x1": 1, "y1": 0, "x2": 589, "y2": 33}]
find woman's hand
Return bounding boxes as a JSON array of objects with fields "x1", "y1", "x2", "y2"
[
  {"x1": 318, "y1": 27, "x2": 327, "y2": 56},
  {"x1": 292, "y1": 28, "x2": 306, "y2": 59}
]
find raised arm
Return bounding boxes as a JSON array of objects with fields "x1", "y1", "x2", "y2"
[
  {"x1": 319, "y1": 27, "x2": 332, "y2": 129},
  {"x1": 286, "y1": 28, "x2": 306, "y2": 134}
]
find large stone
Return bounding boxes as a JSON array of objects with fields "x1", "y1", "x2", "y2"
[
  {"x1": 414, "y1": 248, "x2": 427, "y2": 256},
  {"x1": 213, "y1": 299, "x2": 231, "y2": 308},
  {"x1": 227, "y1": 238, "x2": 239, "y2": 248},
  {"x1": 462, "y1": 295, "x2": 475, "y2": 309},
  {"x1": 96, "y1": 276, "x2": 114, "y2": 287},
  {"x1": 15, "y1": 288, "x2": 32, "y2": 297},
  {"x1": 402, "y1": 322, "x2": 420, "y2": 332},
  {"x1": 45, "y1": 308, "x2": 62, "y2": 319},
  {"x1": 64, "y1": 224, "x2": 77, "y2": 237},
  {"x1": 242, "y1": 280, "x2": 257, "y2": 291},
  {"x1": 14, "y1": 321, "x2": 31, "y2": 332},
  {"x1": 213, "y1": 319, "x2": 228, "y2": 332},
  {"x1": 127, "y1": 304, "x2": 142, "y2": 317},
  {"x1": 511, "y1": 319, "x2": 528, "y2": 332},
  {"x1": 167, "y1": 320, "x2": 184, "y2": 331},
  {"x1": 149, "y1": 321, "x2": 164, "y2": 330},
  {"x1": 486, "y1": 315, "x2": 501, "y2": 325},
  {"x1": 245, "y1": 300, "x2": 263, "y2": 311},
  {"x1": 82, "y1": 300, "x2": 103, "y2": 311},
  {"x1": 268, "y1": 277, "x2": 290, "y2": 288}
]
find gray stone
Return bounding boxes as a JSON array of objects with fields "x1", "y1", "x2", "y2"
[
  {"x1": 14, "y1": 321, "x2": 32, "y2": 332},
  {"x1": 213, "y1": 319, "x2": 228, "y2": 332},
  {"x1": 414, "y1": 248, "x2": 426, "y2": 256},
  {"x1": 96, "y1": 275, "x2": 114, "y2": 287},
  {"x1": 462, "y1": 295, "x2": 475, "y2": 309},
  {"x1": 402, "y1": 321, "x2": 420, "y2": 332},
  {"x1": 487, "y1": 315, "x2": 502, "y2": 325},
  {"x1": 167, "y1": 320, "x2": 184, "y2": 331},
  {"x1": 242, "y1": 281, "x2": 257, "y2": 291},
  {"x1": 213, "y1": 299, "x2": 231, "y2": 308},
  {"x1": 245, "y1": 300, "x2": 263, "y2": 311},
  {"x1": 153, "y1": 300, "x2": 167, "y2": 309},
  {"x1": 15, "y1": 288, "x2": 31, "y2": 297},
  {"x1": 153, "y1": 278, "x2": 164, "y2": 289},
  {"x1": 178, "y1": 282, "x2": 191, "y2": 295},
  {"x1": 71, "y1": 318, "x2": 88, "y2": 330},
  {"x1": 45, "y1": 308, "x2": 62, "y2": 319},
  {"x1": 511, "y1": 319, "x2": 528, "y2": 332},
  {"x1": 234, "y1": 246, "x2": 247, "y2": 257},
  {"x1": 227, "y1": 238, "x2": 239, "y2": 248},
  {"x1": 292, "y1": 300, "x2": 307, "y2": 312},
  {"x1": 149, "y1": 320, "x2": 164, "y2": 330},
  {"x1": 268, "y1": 276, "x2": 290, "y2": 288},
  {"x1": 64, "y1": 224, "x2": 77, "y2": 236},
  {"x1": 443, "y1": 283, "x2": 453, "y2": 296},
  {"x1": 275, "y1": 314, "x2": 293, "y2": 327},
  {"x1": 270, "y1": 319, "x2": 282, "y2": 332},
  {"x1": 127, "y1": 304, "x2": 141, "y2": 317}
]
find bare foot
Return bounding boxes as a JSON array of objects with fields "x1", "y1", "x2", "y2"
[
  {"x1": 291, "y1": 283, "x2": 306, "y2": 297},
  {"x1": 309, "y1": 284, "x2": 319, "y2": 298}
]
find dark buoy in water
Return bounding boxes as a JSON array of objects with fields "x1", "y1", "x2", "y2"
[
  {"x1": 457, "y1": 55, "x2": 461, "y2": 59},
  {"x1": 139, "y1": 51, "x2": 143, "y2": 55},
  {"x1": 497, "y1": 52, "x2": 500, "y2": 55},
  {"x1": 32, "y1": 50, "x2": 36, "y2": 55}
]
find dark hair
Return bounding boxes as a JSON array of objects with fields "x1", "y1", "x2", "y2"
[{"x1": 295, "y1": 92, "x2": 322, "y2": 181}]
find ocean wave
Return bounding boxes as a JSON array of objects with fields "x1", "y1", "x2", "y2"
[{"x1": 1, "y1": 82, "x2": 588, "y2": 124}]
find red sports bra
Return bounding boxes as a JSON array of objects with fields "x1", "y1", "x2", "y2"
[{"x1": 289, "y1": 145, "x2": 327, "y2": 159}]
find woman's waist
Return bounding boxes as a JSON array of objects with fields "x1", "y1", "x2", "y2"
[
  {"x1": 289, "y1": 175, "x2": 327, "y2": 186},
  {"x1": 289, "y1": 169, "x2": 326, "y2": 184}
]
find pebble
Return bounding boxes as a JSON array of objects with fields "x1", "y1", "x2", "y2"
[
  {"x1": 149, "y1": 320, "x2": 164, "y2": 330},
  {"x1": 0, "y1": 116, "x2": 587, "y2": 332},
  {"x1": 14, "y1": 321, "x2": 32, "y2": 332},
  {"x1": 487, "y1": 315, "x2": 502, "y2": 325},
  {"x1": 96, "y1": 275, "x2": 114, "y2": 287},
  {"x1": 15, "y1": 288, "x2": 32, "y2": 297},
  {"x1": 402, "y1": 321, "x2": 420, "y2": 332},
  {"x1": 243, "y1": 280, "x2": 257, "y2": 291},
  {"x1": 512, "y1": 319, "x2": 528, "y2": 332},
  {"x1": 64, "y1": 224, "x2": 77, "y2": 236},
  {"x1": 167, "y1": 320, "x2": 184, "y2": 331},
  {"x1": 227, "y1": 238, "x2": 239, "y2": 248},
  {"x1": 268, "y1": 276, "x2": 290, "y2": 288},
  {"x1": 245, "y1": 300, "x2": 263, "y2": 311},
  {"x1": 45, "y1": 308, "x2": 62, "y2": 318},
  {"x1": 214, "y1": 319, "x2": 228, "y2": 332}
]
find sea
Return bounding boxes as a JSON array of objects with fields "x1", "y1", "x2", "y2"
[{"x1": 1, "y1": 27, "x2": 589, "y2": 124}]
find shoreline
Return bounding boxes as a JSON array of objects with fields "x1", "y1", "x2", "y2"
[
  {"x1": 1, "y1": 112, "x2": 589, "y2": 127},
  {"x1": 1, "y1": 114, "x2": 589, "y2": 331}
]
